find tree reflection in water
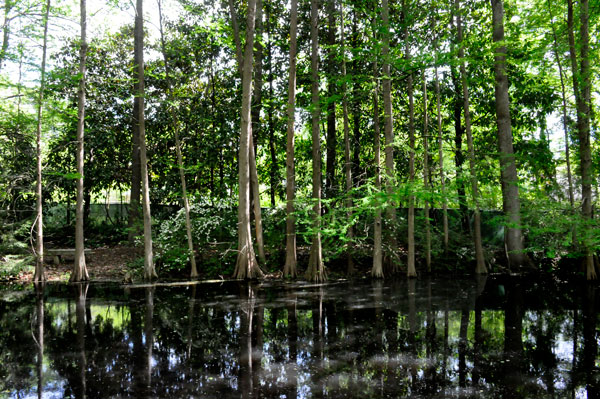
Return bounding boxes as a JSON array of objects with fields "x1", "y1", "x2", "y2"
[{"x1": 0, "y1": 276, "x2": 598, "y2": 398}]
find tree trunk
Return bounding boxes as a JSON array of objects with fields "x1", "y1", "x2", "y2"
[
  {"x1": 128, "y1": 0, "x2": 143, "y2": 244},
  {"x1": 305, "y1": 0, "x2": 326, "y2": 283},
  {"x1": 325, "y1": 0, "x2": 336, "y2": 199},
  {"x1": 457, "y1": 0, "x2": 487, "y2": 274},
  {"x1": 340, "y1": 4, "x2": 354, "y2": 275},
  {"x1": 547, "y1": 2, "x2": 574, "y2": 212},
  {"x1": 135, "y1": 0, "x2": 156, "y2": 280},
  {"x1": 283, "y1": 0, "x2": 298, "y2": 278},
  {"x1": 548, "y1": 1, "x2": 577, "y2": 254},
  {"x1": 372, "y1": 56, "x2": 383, "y2": 278},
  {"x1": 0, "y1": 0, "x2": 11, "y2": 72},
  {"x1": 450, "y1": 65, "x2": 469, "y2": 231},
  {"x1": 266, "y1": 7, "x2": 277, "y2": 208},
  {"x1": 381, "y1": 0, "x2": 398, "y2": 272},
  {"x1": 404, "y1": 0, "x2": 417, "y2": 278},
  {"x1": 35, "y1": 283, "x2": 44, "y2": 399},
  {"x1": 157, "y1": 0, "x2": 197, "y2": 277},
  {"x1": 567, "y1": 0, "x2": 595, "y2": 280},
  {"x1": 491, "y1": 0, "x2": 527, "y2": 269},
  {"x1": 71, "y1": 0, "x2": 89, "y2": 282},
  {"x1": 33, "y1": 0, "x2": 50, "y2": 283},
  {"x1": 229, "y1": 0, "x2": 266, "y2": 266},
  {"x1": 422, "y1": 70, "x2": 432, "y2": 272},
  {"x1": 250, "y1": 0, "x2": 266, "y2": 265},
  {"x1": 233, "y1": 0, "x2": 263, "y2": 280},
  {"x1": 433, "y1": 20, "x2": 449, "y2": 252},
  {"x1": 75, "y1": 284, "x2": 87, "y2": 397}
]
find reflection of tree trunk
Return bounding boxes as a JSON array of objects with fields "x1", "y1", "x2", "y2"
[
  {"x1": 286, "y1": 291, "x2": 298, "y2": 399},
  {"x1": 252, "y1": 299, "x2": 264, "y2": 398},
  {"x1": 503, "y1": 281, "x2": 524, "y2": 396},
  {"x1": 583, "y1": 286, "x2": 598, "y2": 397},
  {"x1": 130, "y1": 292, "x2": 144, "y2": 396},
  {"x1": 408, "y1": 279, "x2": 418, "y2": 385},
  {"x1": 144, "y1": 287, "x2": 154, "y2": 395},
  {"x1": 35, "y1": 283, "x2": 44, "y2": 399},
  {"x1": 372, "y1": 281, "x2": 385, "y2": 391},
  {"x1": 239, "y1": 284, "x2": 256, "y2": 398},
  {"x1": 458, "y1": 309, "x2": 469, "y2": 387},
  {"x1": 312, "y1": 288, "x2": 325, "y2": 397},
  {"x1": 571, "y1": 309, "x2": 578, "y2": 399},
  {"x1": 425, "y1": 279, "x2": 437, "y2": 393},
  {"x1": 442, "y1": 306, "x2": 449, "y2": 396},
  {"x1": 473, "y1": 274, "x2": 487, "y2": 386},
  {"x1": 186, "y1": 285, "x2": 197, "y2": 358},
  {"x1": 76, "y1": 284, "x2": 88, "y2": 398}
]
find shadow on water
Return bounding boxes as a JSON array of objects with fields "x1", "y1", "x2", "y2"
[{"x1": 0, "y1": 276, "x2": 599, "y2": 398}]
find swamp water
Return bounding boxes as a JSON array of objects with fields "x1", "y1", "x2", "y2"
[{"x1": 0, "y1": 276, "x2": 598, "y2": 398}]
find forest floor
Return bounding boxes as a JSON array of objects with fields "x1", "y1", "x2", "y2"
[{"x1": 1, "y1": 246, "x2": 136, "y2": 283}]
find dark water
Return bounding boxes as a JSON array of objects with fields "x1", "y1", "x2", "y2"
[{"x1": 0, "y1": 276, "x2": 598, "y2": 398}]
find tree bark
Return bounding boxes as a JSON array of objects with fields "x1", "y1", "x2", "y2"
[
  {"x1": 305, "y1": 0, "x2": 326, "y2": 283},
  {"x1": 250, "y1": 0, "x2": 266, "y2": 265},
  {"x1": 547, "y1": 1, "x2": 574, "y2": 212},
  {"x1": 283, "y1": 0, "x2": 298, "y2": 278},
  {"x1": 71, "y1": 0, "x2": 89, "y2": 282},
  {"x1": 404, "y1": 0, "x2": 417, "y2": 278},
  {"x1": 422, "y1": 71, "x2": 432, "y2": 272},
  {"x1": 325, "y1": 0, "x2": 336, "y2": 199},
  {"x1": 33, "y1": 0, "x2": 50, "y2": 283},
  {"x1": 229, "y1": 0, "x2": 266, "y2": 266},
  {"x1": 340, "y1": 4, "x2": 354, "y2": 275},
  {"x1": 491, "y1": 0, "x2": 527, "y2": 269},
  {"x1": 457, "y1": 0, "x2": 487, "y2": 274},
  {"x1": 158, "y1": 0, "x2": 197, "y2": 277},
  {"x1": 233, "y1": 0, "x2": 263, "y2": 279},
  {"x1": 434, "y1": 21, "x2": 449, "y2": 253},
  {"x1": 381, "y1": 0, "x2": 398, "y2": 272},
  {"x1": 372, "y1": 56, "x2": 383, "y2": 278},
  {"x1": 128, "y1": 0, "x2": 143, "y2": 244},
  {"x1": 0, "y1": 0, "x2": 11, "y2": 72},
  {"x1": 567, "y1": 0, "x2": 595, "y2": 279},
  {"x1": 135, "y1": 0, "x2": 156, "y2": 280}
]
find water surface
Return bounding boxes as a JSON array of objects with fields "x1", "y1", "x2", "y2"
[{"x1": 0, "y1": 276, "x2": 598, "y2": 398}]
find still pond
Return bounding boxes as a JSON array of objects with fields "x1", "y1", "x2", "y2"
[{"x1": 0, "y1": 276, "x2": 598, "y2": 398}]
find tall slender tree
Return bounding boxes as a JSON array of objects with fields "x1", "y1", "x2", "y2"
[
  {"x1": 404, "y1": 0, "x2": 417, "y2": 278},
  {"x1": 135, "y1": 0, "x2": 156, "y2": 280},
  {"x1": 381, "y1": 0, "x2": 397, "y2": 272},
  {"x1": 157, "y1": 0, "x2": 197, "y2": 277},
  {"x1": 228, "y1": 0, "x2": 266, "y2": 266},
  {"x1": 70, "y1": 0, "x2": 89, "y2": 282},
  {"x1": 340, "y1": 2, "x2": 354, "y2": 275},
  {"x1": 372, "y1": 55, "x2": 384, "y2": 278},
  {"x1": 33, "y1": 0, "x2": 50, "y2": 283},
  {"x1": 567, "y1": 0, "x2": 595, "y2": 280},
  {"x1": 491, "y1": 0, "x2": 527, "y2": 269},
  {"x1": 305, "y1": 0, "x2": 326, "y2": 282},
  {"x1": 457, "y1": 0, "x2": 487, "y2": 274},
  {"x1": 325, "y1": 0, "x2": 337, "y2": 199},
  {"x1": 434, "y1": 22, "x2": 449, "y2": 252},
  {"x1": 233, "y1": 0, "x2": 263, "y2": 279},
  {"x1": 422, "y1": 70, "x2": 432, "y2": 272},
  {"x1": 283, "y1": 0, "x2": 299, "y2": 278}
]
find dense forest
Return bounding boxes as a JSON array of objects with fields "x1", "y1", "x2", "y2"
[{"x1": 0, "y1": 0, "x2": 598, "y2": 282}]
